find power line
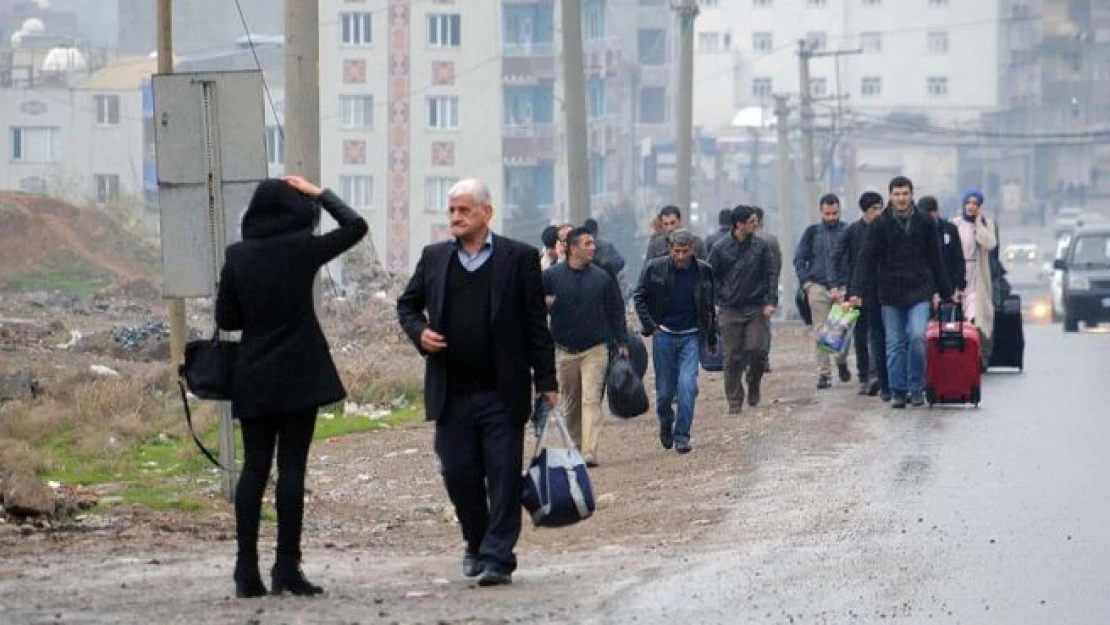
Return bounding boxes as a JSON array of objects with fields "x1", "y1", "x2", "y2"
[{"x1": 234, "y1": 0, "x2": 283, "y2": 140}]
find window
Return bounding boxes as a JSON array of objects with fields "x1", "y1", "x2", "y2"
[
  {"x1": 639, "y1": 87, "x2": 666, "y2": 123},
  {"x1": 810, "y1": 77, "x2": 827, "y2": 98},
  {"x1": 699, "y1": 32, "x2": 722, "y2": 53},
  {"x1": 428, "y1": 14, "x2": 461, "y2": 48},
  {"x1": 807, "y1": 0, "x2": 827, "y2": 5},
  {"x1": 340, "y1": 12, "x2": 372, "y2": 45},
  {"x1": 589, "y1": 154, "x2": 606, "y2": 197},
  {"x1": 805, "y1": 31, "x2": 827, "y2": 52},
  {"x1": 753, "y1": 0, "x2": 772, "y2": 5},
  {"x1": 861, "y1": 32, "x2": 882, "y2": 54},
  {"x1": 928, "y1": 0, "x2": 948, "y2": 5},
  {"x1": 638, "y1": 29, "x2": 666, "y2": 66},
  {"x1": 424, "y1": 176, "x2": 457, "y2": 213},
  {"x1": 753, "y1": 32, "x2": 774, "y2": 53},
  {"x1": 861, "y1": 76, "x2": 882, "y2": 97},
  {"x1": 928, "y1": 30, "x2": 949, "y2": 53},
  {"x1": 862, "y1": 0, "x2": 881, "y2": 4},
  {"x1": 427, "y1": 96, "x2": 459, "y2": 130},
  {"x1": 340, "y1": 95, "x2": 373, "y2": 129},
  {"x1": 584, "y1": 1, "x2": 605, "y2": 42},
  {"x1": 752, "y1": 77, "x2": 773, "y2": 99},
  {"x1": 265, "y1": 126, "x2": 283, "y2": 165},
  {"x1": 94, "y1": 95, "x2": 120, "y2": 125},
  {"x1": 639, "y1": 0, "x2": 665, "y2": 4},
  {"x1": 94, "y1": 174, "x2": 120, "y2": 204},
  {"x1": 701, "y1": 0, "x2": 719, "y2": 6},
  {"x1": 10, "y1": 127, "x2": 59, "y2": 162},
  {"x1": 338, "y1": 175, "x2": 372, "y2": 209},
  {"x1": 587, "y1": 79, "x2": 605, "y2": 119},
  {"x1": 927, "y1": 76, "x2": 948, "y2": 97}
]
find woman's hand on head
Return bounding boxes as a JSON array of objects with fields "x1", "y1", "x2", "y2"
[{"x1": 282, "y1": 175, "x2": 324, "y2": 198}]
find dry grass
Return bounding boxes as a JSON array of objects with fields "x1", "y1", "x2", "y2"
[{"x1": 336, "y1": 354, "x2": 424, "y2": 408}]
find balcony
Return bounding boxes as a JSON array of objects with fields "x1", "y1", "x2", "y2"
[
  {"x1": 502, "y1": 41, "x2": 555, "y2": 57},
  {"x1": 503, "y1": 123, "x2": 556, "y2": 164},
  {"x1": 585, "y1": 48, "x2": 623, "y2": 78},
  {"x1": 503, "y1": 54, "x2": 556, "y2": 85},
  {"x1": 588, "y1": 119, "x2": 623, "y2": 154}
]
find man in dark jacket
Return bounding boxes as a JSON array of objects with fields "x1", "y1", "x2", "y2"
[
  {"x1": 217, "y1": 175, "x2": 367, "y2": 597},
  {"x1": 583, "y1": 217, "x2": 626, "y2": 280},
  {"x1": 794, "y1": 193, "x2": 850, "y2": 388},
  {"x1": 753, "y1": 206, "x2": 782, "y2": 373},
  {"x1": 705, "y1": 208, "x2": 733, "y2": 253},
  {"x1": 831, "y1": 191, "x2": 886, "y2": 396},
  {"x1": 708, "y1": 205, "x2": 779, "y2": 414},
  {"x1": 397, "y1": 178, "x2": 558, "y2": 587},
  {"x1": 645, "y1": 205, "x2": 707, "y2": 260},
  {"x1": 544, "y1": 226, "x2": 628, "y2": 467},
  {"x1": 634, "y1": 229, "x2": 716, "y2": 454},
  {"x1": 920, "y1": 196, "x2": 967, "y2": 295},
  {"x1": 850, "y1": 176, "x2": 954, "y2": 409}
]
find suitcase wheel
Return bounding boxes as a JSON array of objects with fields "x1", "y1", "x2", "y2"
[
  {"x1": 925, "y1": 388, "x2": 936, "y2": 407},
  {"x1": 971, "y1": 386, "x2": 981, "y2": 407}
]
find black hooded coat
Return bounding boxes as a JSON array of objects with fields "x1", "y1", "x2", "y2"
[{"x1": 215, "y1": 180, "x2": 368, "y2": 420}]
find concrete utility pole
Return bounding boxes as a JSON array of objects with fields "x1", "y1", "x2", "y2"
[
  {"x1": 675, "y1": 0, "x2": 697, "y2": 218},
  {"x1": 285, "y1": 0, "x2": 320, "y2": 183},
  {"x1": 797, "y1": 39, "x2": 818, "y2": 210},
  {"x1": 561, "y1": 0, "x2": 591, "y2": 224},
  {"x1": 774, "y1": 95, "x2": 797, "y2": 320},
  {"x1": 158, "y1": 0, "x2": 188, "y2": 368}
]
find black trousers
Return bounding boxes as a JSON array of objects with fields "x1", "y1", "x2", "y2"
[
  {"x1": 854, "y1": 304, "x2": 873, "y2": 381},
  {"x1": 434, "y1": 391, "x2": 525, "y2": 573},
  {"x1": 866, "y1": 301, "x2": 890, "y2": 394},
  {"x1": 236, "y1": 409, "x2": 317, "y2": 562}
]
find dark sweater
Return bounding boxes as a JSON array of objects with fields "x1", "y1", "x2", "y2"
[
  {"x1": 661, "y1": 263, "x2": 698, "y2": 331},
  {"x1": 443, "y1": 254, "x2": 497, "y2": 393},
  {"x1": 543, "y1": 262, "x2": 628, "y2": 352},
  {"x1": 851, "y1": 205, "x2": 953, "y2": 308}
]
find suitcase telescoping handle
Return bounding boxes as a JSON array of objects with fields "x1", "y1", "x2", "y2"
[{"x1": 935, "y1": 301, "x2": 966, "y2": 351}]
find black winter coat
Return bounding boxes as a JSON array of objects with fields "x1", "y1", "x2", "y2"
[
  {"x1": 396, "y1": 234, "x2": 558, "y2": 424},
  {"x1": 850, "y1": 205, "x2": 953, "y2": 308},
  {"x1": 632, "y1": 257, "x2": 717, "y2": 347},
  {"x1": 215, "y1": 183, "x2": 368, "y2": 420},
  {"x1": 937, "y1": 219, "x2": 967, "y2": 292},
  {"x1": 831, "y1": 218, "x2": 870, "y2": 294},
  {"x1": 707, "y1": 234, "x2": 779, "y2": 310}
]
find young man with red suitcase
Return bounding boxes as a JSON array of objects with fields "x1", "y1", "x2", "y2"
[{"x1": 849, "y1": 177, "x2": 954, "y2": 409}]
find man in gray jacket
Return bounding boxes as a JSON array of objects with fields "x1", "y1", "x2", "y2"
[{"x1": 793, "y1": 193, "x2": 849, "y2": 389}]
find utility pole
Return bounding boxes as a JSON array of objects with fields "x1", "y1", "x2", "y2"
[
  {"x1": 158, "y1": 0, "x2": 187, "y2": 369},
  {"x1": 561, "y1": 0, "x2": 591, "y2": 224},
  {"x1": 285, "y1": 0, "x2": 320, "y2": 182},
  {"x1": 774, "y1": 95, "x2": 796, "y2": 320},
  {"x1": 797, "y1": 40, "x2": 818, "y2": 210},
  {"x1": 675, "y1": 0, "x2": 697, "y2": 217}
]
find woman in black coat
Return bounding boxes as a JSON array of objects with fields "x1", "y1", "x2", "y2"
[{"x1": 215, "y1": 175, "x2": 367, "y2": 598}]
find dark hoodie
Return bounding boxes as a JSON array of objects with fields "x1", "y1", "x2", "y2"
[{"x1": 215, "y1": 180, "x2": 368, "y2": 420}]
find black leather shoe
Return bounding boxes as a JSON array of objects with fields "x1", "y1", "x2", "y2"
[
  {"x1": 891, "y1": 394, "x2": 907, "y2": 409},
  {"x1": 463, "y1": 553, "x2": 482, "y2": 578},
  {"x1": 747, "y1": 381, "x2": 761, "y2": 407},
  {"x1": 675, "y1": 441, "x2": 692, "y2": 454},
  {"x1": 234, "y1": 559, "x2": 267, "y2": 599},
  {"x1": 910, "y1": 392, "x2": 926, "y2": 408},
  {"x1": 880, "y1": 391, "x2": 892, "y2": 402},
  {"x1": 838, "y1": 363, "x2": 851, "y2": 382},
  {"x1": 867, "y1": 379, "x2": 882, "y2": 396},
  {"x1": 478, "y1": 568, "x2": 512, "y2": 587},
  {"x1": 659, "y1": 422, "x2": 674, "y2": 450},
  {"x1": 816, "y1": 375, "x2": 832, "y2": 389},
  {"x1": 271, "y1": 562, "x2": 324, "y2": 597}
]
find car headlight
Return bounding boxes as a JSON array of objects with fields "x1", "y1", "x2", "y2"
[
  {"x1": 1068, "y1": 274, "x2": 1091, "y2": 290},
  {"x1": 1031, "y1": 301, "x2": 1051, "y2": 321}
]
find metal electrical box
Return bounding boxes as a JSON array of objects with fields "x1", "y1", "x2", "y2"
[{"x1": 153, "y1": 70, "x2": 268, "y2": 298}]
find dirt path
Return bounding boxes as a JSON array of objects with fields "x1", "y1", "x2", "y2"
[
  {"x1": 0, "y1": 326, "x2": 876, "y2": 624},
  {"x1": 39, "y1": 213, "x2": 141, "y2": 281}
]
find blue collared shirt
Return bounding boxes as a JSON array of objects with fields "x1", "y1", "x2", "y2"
[{"x1": 453, "y1": 231, "x2": 494, "y2": 272}]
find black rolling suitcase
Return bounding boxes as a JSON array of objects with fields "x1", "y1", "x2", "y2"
[{"x1": 988, "y1": 294, "x2": 1024, "y2": 371}]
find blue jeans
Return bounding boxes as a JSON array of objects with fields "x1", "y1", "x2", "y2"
[
  {"x1": 881, "y1": 301, "x2": 931, "y2": 396},
  {"x1": 652, "y1": 332, "x2": 700, "y2": 445}
]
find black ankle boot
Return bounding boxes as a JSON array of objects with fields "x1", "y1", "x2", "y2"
[
  {"x1": 271, "y1": 557, "x2": 324, "y2": 597},
  {"x1": 234, "y1": 557, "x2": 267, "y2": 599}
]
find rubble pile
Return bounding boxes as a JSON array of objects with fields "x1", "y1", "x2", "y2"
[{"x1": 79, "y1": 322, "x2": 200, "y2": 363}]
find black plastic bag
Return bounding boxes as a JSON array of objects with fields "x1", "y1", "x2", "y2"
[
  {"x1": 606, "y1": 356, "x2": 649, "y2": 419},
  {"x1": 795, "y1": 285, "x2": 813, "y2": 326},
  {"x1": 626, "y1": 333, "x2": 648, "y2": 379}
]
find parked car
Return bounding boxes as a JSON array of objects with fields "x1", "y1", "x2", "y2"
[{"x1": 1053, "y1": 224, "x2": 1110, "y2": 332}]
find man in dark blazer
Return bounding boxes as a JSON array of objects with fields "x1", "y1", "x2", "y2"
[{"x1": 397, "y1": 178, "x2": 558, "y2": 587}]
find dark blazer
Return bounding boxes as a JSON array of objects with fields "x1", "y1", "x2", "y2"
[
  {"x1": 215, "y1": 186, "x2": 368, "y2": 420},
  {"x1": 396, "y1": 233, "x2": 557, "y2": 425},
  {"x1": 937, "y1": 219, "x2": 967, "y2": 291},
  {"x1": 850, "y1": 204, "x2": 953, "y2": 308}
]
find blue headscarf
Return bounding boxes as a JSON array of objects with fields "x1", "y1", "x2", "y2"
[{"x1": 962, "y1": 190, "x2": 984, "y2": 207}]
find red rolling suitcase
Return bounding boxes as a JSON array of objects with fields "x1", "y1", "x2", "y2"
[{"x1": 925, "y1": 304, "x2": 982, "y2": 407}]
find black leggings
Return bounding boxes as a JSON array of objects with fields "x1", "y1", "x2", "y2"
[{"x1": 235, "y1": 410, "x2": 317, "y2": 561}]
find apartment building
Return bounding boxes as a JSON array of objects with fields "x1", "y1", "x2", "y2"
[
  {"x1": 695, "y1": 0, "x2": 1003, "y2": 131},
  {"x1": 319, "y1": 0, "x2": 502, "y2": 274}
]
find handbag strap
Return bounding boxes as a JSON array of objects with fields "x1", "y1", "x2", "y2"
[
  {"x1": 531, "y1": 405, "x2": 576, "y2": 459},
  {"x1": 176, "y1": 373, "x2": 229, "y2": 472}
]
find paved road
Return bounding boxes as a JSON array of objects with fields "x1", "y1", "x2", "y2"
[{"x1": 594, "y1": 325, "x2": 1110, "y2": 624}]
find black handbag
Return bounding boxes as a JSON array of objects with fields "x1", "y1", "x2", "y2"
[
  {"x1": 177, "y1": 329, "x2": 238, "y2": 470},
  {"x1": 795, "y1": 285, "x2": 813, "y2": 326}
]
